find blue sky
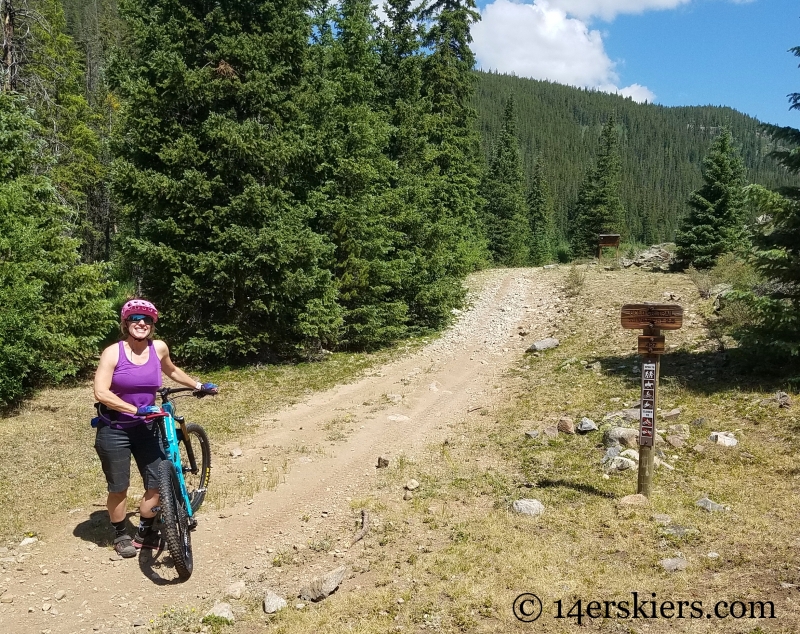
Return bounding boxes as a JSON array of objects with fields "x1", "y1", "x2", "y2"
[{"x1": 470, "y1": 0, "x2": 800, "y2": 127}]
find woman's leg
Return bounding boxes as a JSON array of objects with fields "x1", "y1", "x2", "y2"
[
  {"x1": 107, "y1": 490, "x2": 129, "y2": 523},
  {"x1": 139, "y1": 488, "x2": 160, "y2": 518}
]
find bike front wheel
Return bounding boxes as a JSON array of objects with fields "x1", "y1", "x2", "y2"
[
  {"x1": 158, "y1": 460, "x2": 193, "y2": 580},
  {"x1": 178, "y1": 423, "x2": 211, "y2": 513}
]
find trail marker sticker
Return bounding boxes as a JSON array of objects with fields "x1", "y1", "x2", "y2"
[{"x1": 639, "y1": 362, "x2": 657, "y2": 447}]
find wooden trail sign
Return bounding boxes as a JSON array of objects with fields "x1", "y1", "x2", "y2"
[
  {"x1": 597, "y1": 234, "x2": 621, "y2": 259},
  {"x1": 638, "y1": 335, "x2": 665, "y2": 355},
  {"x1": 621, "y1": 304, "x2": 683, "y2": 330},
  {"x1": 620, "y1": 302, "x2": 684, "y2": 499}
]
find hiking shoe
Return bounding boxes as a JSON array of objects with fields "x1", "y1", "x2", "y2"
[
  {"x1": 132, "y1": 530, "x2": 161, "y2": 550},
  {"x1": 113, "y1": 534, "x2": 137, "y2": 558}
]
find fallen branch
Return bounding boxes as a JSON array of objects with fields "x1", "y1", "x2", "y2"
[{"x1": 350, "y1": 509, "x2": 370, "y2": 546}]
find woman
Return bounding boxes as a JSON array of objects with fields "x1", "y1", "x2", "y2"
[{"x1": 93, "y1": 299, "x2": 218, "y2": 558}]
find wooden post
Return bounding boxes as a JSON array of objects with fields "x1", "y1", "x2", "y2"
[
  {"x1": 637, "y1": 326, "x2": 659, "y2": 498},
  {"x1": 620, "y1": 303, "x2": 683, "y2": 500}
]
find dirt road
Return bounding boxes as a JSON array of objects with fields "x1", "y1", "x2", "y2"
[{"x1": 0, "y1": 267, "x2": 567, "y2": 634}]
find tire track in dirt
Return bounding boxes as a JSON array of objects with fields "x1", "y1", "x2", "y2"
[{"x1": 1, "y1": 267, "x2": 567, "y2": 634}]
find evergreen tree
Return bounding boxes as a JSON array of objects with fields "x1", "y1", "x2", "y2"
[
  {"x1": 736, "y1": 46, "x2": 800, "y2": 354},
  {"x1": 527, "y1": 156, "x2": 555, "y2": 265},
  {"x1": 109, "y1": 0, "x2": 342, "y2": 364},
  {"x1": 0, "y1": 93, "x2": 112, "y2": 405},
  {"x1": 481, "y1": 95, "x2": 530, "y2": 265},
  {"x1": 674, "y1": 128, "x2": 746, "y2": 269},
  {"x1": 571, "y1": 115, "x2": 625, "y2": 257},
  {"x1": 420, "y1": 0, "x2": 488, "y2": 272},
  {"x1": 375, "y1": 0, "x2": 468, "y2": 331},
  {"x1": 303, "y1": 0, "x2": 411, "y2": 349}
]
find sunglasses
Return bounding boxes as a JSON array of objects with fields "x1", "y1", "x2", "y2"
[{"x1": 126, "y1": 314, "x2": 154, "y2": 325}]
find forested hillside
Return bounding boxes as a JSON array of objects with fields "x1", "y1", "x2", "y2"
[
  {"x1": 474, "y1": 72, "x2": 797, "y2": 243},
  {"x1": 2, "y1": 0, "x2": 799, "y2": 405}
]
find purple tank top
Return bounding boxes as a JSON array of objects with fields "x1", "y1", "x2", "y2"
[{"x1": 110, "y1": 340, "x2": 162, "y2": 427}]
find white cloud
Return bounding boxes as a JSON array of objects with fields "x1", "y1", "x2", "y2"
[
  {"x1": 472, "y1": 0, "x2": 656, "y2": 103},
  {"x1": 547, "y1": 0, "x2": 691, "y2": 21},
  {"x1": 617, "y1": 83, "x2": 656, "y2": 102}
]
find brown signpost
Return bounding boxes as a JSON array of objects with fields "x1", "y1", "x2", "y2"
[
  {"x1": 620, "y1": 304, "x2": 683, "y2": 330},
  {"x1": 597, "y1": 233, "x2": 621, "y2": 259},
  {"x1": 620, "y1": 303, "x2": 683, "y2": 498}
]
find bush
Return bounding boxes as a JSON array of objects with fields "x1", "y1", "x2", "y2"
[
  {"x1": 709, "y1": 252, "x2": 760, "y2": 290},
  {"x1": 564, "y1": 264, "x2": 587, "y2": 297},
  {"x1": 555, "y1": 242, "x2": 573, "y2": 264},
  {"x1": 687, "y1": 266, "x2": 713, "y2": 298}
]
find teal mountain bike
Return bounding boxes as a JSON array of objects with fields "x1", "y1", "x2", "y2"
[{"x1": 147, "y1": 386, "x2": 213, "y2": 579}]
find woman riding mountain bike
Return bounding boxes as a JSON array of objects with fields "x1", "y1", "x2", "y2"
[{"x1": 93, "y1": 299, "x2": 218, "y2": 558}]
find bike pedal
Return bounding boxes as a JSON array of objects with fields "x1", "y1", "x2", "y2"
[{"x1": 188, "y1": 518, "x2": 198, "y2": 531}]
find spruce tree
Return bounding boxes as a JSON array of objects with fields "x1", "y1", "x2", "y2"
[
  {"x1": 303, "y1": 0, "x2": 411, "y2": 349},
  {"x1": 375, "y1": 0, "x2": 468, "y2": 331},
  {"x1": 571, "y1": 115, "x2": 625, "y2": 257},
  {"x1": 675, "y1": 129, "x2": 746, "y2": 269},
  {"x1": 420, "y1": 0, "x2": 488, "y2": 271},
  {"x1": 481, "y1": 95, "x2": 530, "y2": 265},
  {"x1": 737, "y1": 46, "x2": 800, "y2": 354},
  {"x1": 527, "y1": 157, "x2": 555, "y2": 265},
  {"x1": 109, "y1": 0, "x2": 342, "y2": 363},
  {"x1": 0, "y1": 93, "x2": 112, "y2": 405}
]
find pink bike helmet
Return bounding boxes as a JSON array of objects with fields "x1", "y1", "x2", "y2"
[{"x1": 120, "y1": 299, "x2": 159, "y2": 323}]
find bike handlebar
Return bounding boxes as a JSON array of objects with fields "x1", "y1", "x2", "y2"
[{"x1": 157, "y1": 386, "x2": 216, "y2": 403}]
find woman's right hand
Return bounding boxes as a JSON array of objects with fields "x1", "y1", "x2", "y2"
[{"x1": 136, "y1": 405, "x2": 163, "y2": 416}]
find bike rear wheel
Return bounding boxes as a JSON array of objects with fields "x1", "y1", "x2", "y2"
[
  {"x1": 178, "y1": 423, "x2": 211, "y2": 513},
  {"x1": 158, "y1": 460, "x2": 193, "y2": 580}
]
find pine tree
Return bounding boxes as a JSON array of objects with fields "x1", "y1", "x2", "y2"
[
  {"x1": 674, "y1": 128, "x2": 746, "y2": 269},
  {"x1": 375, "y1": 0, "x2": 468, "y2": 331},
  {"x1": 736, "y1": 46, "x2": 800, "y2": 354},
  {"x1": 109, "y1": 0, "x2": 342, "y2": 364},
  {"x1": 481, "y1": 95, "x2": 530, "y2": 265},
  {"x1": 303, "y1": 0, "x2": 412, "y2": 349},
  {"x1": 571, "y1": 115, "x2": 625, "y2": 257},
  {"x1": 527, "y1": 156, "x2": 555, "y2": 265},
  {"x1": 0, "y1": 93, "x2": 112, "y2": 405},
  {"x1": 420, "y1": 0, "x2": 488, "y2": 272}
]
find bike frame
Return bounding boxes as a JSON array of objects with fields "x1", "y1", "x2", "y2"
[{"x1": 153, "y1": 388, "x2": 198, "y2": 520}]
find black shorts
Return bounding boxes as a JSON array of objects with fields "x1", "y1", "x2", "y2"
[{"x1": 94, "y1": 422, "x2": 166, "y2": 493}]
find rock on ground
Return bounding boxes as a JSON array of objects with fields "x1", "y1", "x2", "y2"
[
  {"x1": 205, "y1": 602, "x2": 235, "y2": 623},
  {"x1": 263, "y1": 590, "x2": 287, "y2": 614},
  {"x1": 709, "y1": 431, "x2": 737, "y2": 447},
  {"x1": 299, "y1": 566, "x2": 349, "y2": 602},
  {"x1": 606, "y1": 456, "x2": 637, "y2": 472},
  {"x1": 557, "y1": 417, "x2": 575, "y2": 434},
  {"x1": 659, "y1": 557, "x2": 688, "y2": 572},
  {"x1": 512, "y1": 499, "x2": 545, "y2": 517},
  {"x1": 225, "y1": 580, "x2": 246, "y2": 600},
  {"x1": 619, "y1": 494, "x2": 649, "y2": 506},
  {"x1": 696, "y1": 497, "x2": 727, "y2": 512},
  {"x1": 526, "y1": 337, "x2": 559, "y2": 352},
  {"x1": 604, "y1": 427, "x2": 639, "y2": 448}
]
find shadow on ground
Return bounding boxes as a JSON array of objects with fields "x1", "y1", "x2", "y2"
[
  {"x1": 594, "y1": 345, "x2": 799, "y2": 397},
  {"x1": 72, "y1": 510, "x2": 142, "y2": 547}
]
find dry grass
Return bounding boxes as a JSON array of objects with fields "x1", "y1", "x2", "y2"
[
  {"x1": 0, "y1": 345, "x2": 418, "y2": 543},
  {"x1": 209, "y1": 267, "x2": 800, "y2": 634}
]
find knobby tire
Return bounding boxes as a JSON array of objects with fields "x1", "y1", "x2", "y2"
[
  {"x1": 179, "y1": 423, "x2": 211, "y2": 512},
  {"x1": 158, "y1": 460, "x2": 193, "y2": 580}
]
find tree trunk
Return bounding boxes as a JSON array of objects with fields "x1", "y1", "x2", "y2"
[{"x1": 1, "y1": 0, "x2": 17, "y2": 92}]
